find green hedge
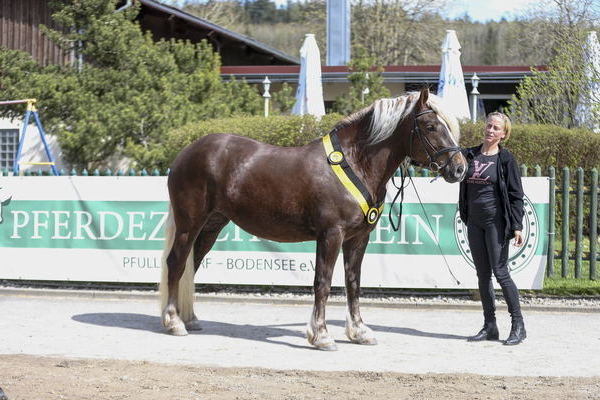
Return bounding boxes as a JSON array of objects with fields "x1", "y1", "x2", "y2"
[
  {"x1": 459, "y1": 122, "x2": 600, "y2": 171},
  {"x1": 162, "y1": 116, "x2": 600, "y2": 171},
  {"x1": 164, "y1": 113, "x2": 344, "y2": 166}
]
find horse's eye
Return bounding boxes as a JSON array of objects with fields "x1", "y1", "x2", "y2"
[{"x1": 426, "y1": 125, "x2": 435, "y2": 132}]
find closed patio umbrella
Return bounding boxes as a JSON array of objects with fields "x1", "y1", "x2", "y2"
[
  {"x1": 437, "y1": 30, "x2": 471, "y2": 121},
  {"x1": 292, "y1": 34, "x2": 325, "y2": 118},
  {"x1": 575, "y1": 31, "x2": 600, "y2": 133}
]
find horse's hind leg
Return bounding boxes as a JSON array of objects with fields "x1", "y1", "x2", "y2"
[
  {"x1": 184, "y1": 213, "x2": 230, "y2": 332},
  {"x1": 162, "y1": 226, "x2": 200, "y2": 336},
  {"x1": 307, "y1": 227, "x2": 343, "y2": 351},
  {"x1": 343, "y1": 234, "x2": 377, "y2": 345}
]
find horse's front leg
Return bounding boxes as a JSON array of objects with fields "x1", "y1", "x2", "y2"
[
  {"x1": 307, "y1": 227, "x2": 344, "y2": 351},
  {"x1": 343, "y1": 234, "x2": 377, "y2": 345}
]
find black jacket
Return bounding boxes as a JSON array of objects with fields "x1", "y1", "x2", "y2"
[{"x1": 459, "y1": 145, "x2": 524, "y2": 240}]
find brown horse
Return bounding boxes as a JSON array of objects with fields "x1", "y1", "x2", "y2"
[{"x1": 159, "y1": 88, "x2": 467, "y2": 350}]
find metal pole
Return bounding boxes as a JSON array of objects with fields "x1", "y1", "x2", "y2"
[
  {"x1": 3, "y1": 99, "x2": 59, "y2": 176},
  {"x1": 13, "y1": 108, "x2": 32, "y2": 175},
  {"x1": 0, "y1": 99, "x2": 37, "y2": 106},
  {"x1": 32, "y1": 109, "x2": 59, "y2": 176},
  {"x1": 470, "y1": 73, "x2": 480, "y2": 123}
]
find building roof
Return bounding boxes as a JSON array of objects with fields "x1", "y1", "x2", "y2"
[
  {"x1": 220, "y1": 65, "x2": 548, "y2": 85},
  {"x1": 137, "y1": 0, "x2": 299, "y2": 66}
]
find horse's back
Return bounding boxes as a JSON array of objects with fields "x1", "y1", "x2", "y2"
[
  {"x1": 168, "y1": 133, "x2": 333, "y2": 240},
  {"x1": 171, "y1": 133, "x2": 320, "y2": 182}
]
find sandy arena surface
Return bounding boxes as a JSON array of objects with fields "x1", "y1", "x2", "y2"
[
  {"x1": 0, "y1": 289, "x2": 599, "y2": 399},
  {"x1": 2, "y1": 354, "x2": 600, "y2": 400}
]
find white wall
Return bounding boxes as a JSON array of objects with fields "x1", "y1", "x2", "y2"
[
  {"x1": 1, "y1": 117, "x2": 132, "y2": 174},
  {"x1": 0, "y1": 117, "x2": 66, "y2": 173}
]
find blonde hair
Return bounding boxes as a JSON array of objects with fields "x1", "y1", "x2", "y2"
[{"x1": 486, "y1": 112, "x2": 512, "y2": 141}]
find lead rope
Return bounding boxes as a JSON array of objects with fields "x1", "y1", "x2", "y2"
[
  {"x1": 388, "y1": 161, "x2": 410, "y2": 232},
  {"x1": 408, "y1": 176, "x2": 461, "y2": 286}
]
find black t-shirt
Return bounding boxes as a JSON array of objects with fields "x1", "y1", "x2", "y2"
[{"x1": 465, "y1": 152, "x2": 501, "y2": 217}]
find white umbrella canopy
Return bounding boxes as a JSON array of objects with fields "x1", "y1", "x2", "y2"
[
  {"x1": 437, "y1": 30, "x2": 471, "y2": 121},
  {"x1": 575, "y1": 31, "x2": 600, "y2": 133},
  {"x1": 292, "y1": 34, "x2": 325, "y2": 118}
]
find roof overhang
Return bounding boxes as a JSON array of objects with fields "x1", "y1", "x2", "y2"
[
  {"x1": 220, "y1": 65, "x2": 548, "y2": 84},
  {"x1": 138, "y1": 0, "x2": 299, "y2": 65}
]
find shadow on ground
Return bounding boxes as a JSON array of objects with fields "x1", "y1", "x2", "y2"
[
  {"x1": 72, "y1": 313, "x2": 468, "y2": 349},
  {"x1": 72, "y1": 313, "x2": 312, "y2": 349}
]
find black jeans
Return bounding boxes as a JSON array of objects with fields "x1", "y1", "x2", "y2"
[{"x1": 467, "y1": 214, "x2": 523, "y2": 324}]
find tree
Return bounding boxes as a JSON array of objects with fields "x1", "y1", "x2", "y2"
[
  {"x1": 333, "y1": 47, "x2": 391, "y2": 114},
  {"x1": 182, "y1": 1, "x2": 244, "y2": 29},
  {"x1": 508, "y1": 0, "x2": 600, "y2": 128},
  {"x1": 481, "y1": 25, "x2": 498, "y2": 65},
  {"x1": 0, "y1": 0, "x2": 262, "y2": 170},
  {"x1": 271, "y1": 82, "x2": 296, "y2": 114},
  {"x1": 351, "y1": 0, "x2": 447, "y2": 65}
]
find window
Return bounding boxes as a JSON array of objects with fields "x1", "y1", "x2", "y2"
[{"x1": 0, "y1": 129, "x2": 20, "y2": 170}]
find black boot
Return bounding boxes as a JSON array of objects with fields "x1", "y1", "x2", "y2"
[
  {"x1": 467, "y1": 321, "x2": 499, "y2": 341},
  {"x1": 504, "y1": 320, "x2": 526, "y2": 345}
]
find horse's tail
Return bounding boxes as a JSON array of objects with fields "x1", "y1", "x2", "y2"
[{"x1": 159, "y1": 205, "x2": 196, "y2": 323}]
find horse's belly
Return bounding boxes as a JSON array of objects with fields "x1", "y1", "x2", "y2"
[{"x1": 230, "y1": 213, "x2": 316, "y2": 243}]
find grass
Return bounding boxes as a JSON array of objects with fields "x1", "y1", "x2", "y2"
[
  {"x1": 540, "y1": 238, "x2": 599, "y2": 295},
  {"x1": 542, "y1": 260, "x2": 600, "y2": 295}
]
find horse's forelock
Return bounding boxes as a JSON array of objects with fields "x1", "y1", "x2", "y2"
[{"x1": 426, "y1": 94, "x2": 461, "y2": 142}]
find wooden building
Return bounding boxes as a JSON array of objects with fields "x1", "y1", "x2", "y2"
[
  {"x1": 0, "y1": 0, "x2": 298, "y2": 67},
  {"x1": 0, "y1": 0, "x2": 70, "y2": 66}
]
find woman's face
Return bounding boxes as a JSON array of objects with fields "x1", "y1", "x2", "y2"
[{"x1": 484, "y1": 116, "x2": 506, "y2": 145}]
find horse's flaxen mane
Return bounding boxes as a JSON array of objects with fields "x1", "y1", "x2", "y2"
[
  {"x1": 334, "y1": 92, "x2": 460, "y2": 145},
  {"x1": 332, "y1": 106, "x2": 374, "y2": 134}
]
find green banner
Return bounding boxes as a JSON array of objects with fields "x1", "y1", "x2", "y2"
[{"x1": 0, "y1": 200, "x2": 548, "y2": 256}]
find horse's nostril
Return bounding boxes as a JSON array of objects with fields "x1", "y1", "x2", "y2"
[{"x1": 457, "y1": 165, "x2": 465, "y2": 175}]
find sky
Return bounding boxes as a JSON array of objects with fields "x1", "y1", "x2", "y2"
[
  {"x1": 169, "y1": 0, "x2": 564, "y2": 23},
  {"x1": 444, "y1": 0, "x2": 543, "y2": 22}
]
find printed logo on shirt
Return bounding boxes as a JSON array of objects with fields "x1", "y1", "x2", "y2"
[
  {"x1": 453, "y1": 195, "x2": 539, "y2": 274},
  {"x1": 466, "y1": 160, "x2": 495, "y2": 185}
]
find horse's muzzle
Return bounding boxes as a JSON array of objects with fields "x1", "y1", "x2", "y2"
[{"x1": 443, "y1": 153, "x2": 467, "y2": 183}]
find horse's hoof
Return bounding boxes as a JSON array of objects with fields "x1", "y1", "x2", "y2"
[
  {"x1": 168, "y1": 324, "x2": 189, "y2": 336},
  {"x1": 352, "y1": 336, "x2": 377, "y2": 345},
  {"x1": 185, "y1": 319, "x2": 203, "y2": 331},
  {"x1": 346, "y1": 323, "x2": 377, "y2": 345},
  {"x1": 313, "y1": 338, "x2": 338, "y2": 351},
  {"x1": 306, "y1": 323, "x2": 338, "y2": 350},
  {"x1": 308, "y1": 333, "x2": 338, "y2": 351}
]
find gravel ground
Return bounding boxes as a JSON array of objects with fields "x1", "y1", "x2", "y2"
[
  {"x1": 2, "y1": 284, "x2": 599, "y2": 312},
  {"x1": 201, "y1": 290, "x2": 600, "y2": 309}
]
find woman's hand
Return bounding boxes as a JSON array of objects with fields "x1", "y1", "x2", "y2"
[{"x1": 513, "y1": 230, "x2": 524, "y2": 247}]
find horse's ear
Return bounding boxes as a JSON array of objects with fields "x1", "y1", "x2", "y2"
[{"x1": 418, "y1": 87, "x2": 429, "y2": 110}]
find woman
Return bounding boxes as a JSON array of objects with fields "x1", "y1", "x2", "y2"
[{"x1": 459, "y1": 112, "x2": 526, "y2": 345}]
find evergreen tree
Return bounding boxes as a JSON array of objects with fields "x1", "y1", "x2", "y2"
[
  {"x1": 271, "y1": 82, "x2": 296, "y2": 115},
  {"x1": 333, "y1": 47, "x2": 390, "y2": 114},
  {"x1": 482, "y1": 25, "x2": 498, "y2": 65},
  {"x1": 0, "y1": 0, "x2": 262, "y2": 170}
]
